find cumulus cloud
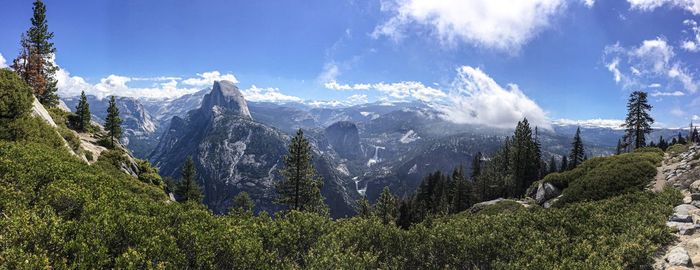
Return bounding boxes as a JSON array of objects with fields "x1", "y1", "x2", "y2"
[
  {"x1": 582, "y1": 0, "x2": 595, "y2": 7},
  {"x1": 54, "y1": 65, "x2": 227, "y2": 99},
  {"x1": 627, "y1": 0, "x2": 700, "y2": 14},
  {"x1": 322, "y1": 66, "x2": 549, "y2": 129},
  {"x1": 650, "y1": 90, "x2": 685, "y2": 96},
  {"x1": 324, "y1": 80, "x2": 446, "y2": 102},
  {"x1": 372, "y1": 0, "x2": 566, "y2": 51},
  {"x1": 553, "y1": 118, "x2": 625, "y2": 129},
  {"x1": 347, "y1": 94, "x2": 369, "y2": 104},
  {"x1": 0, "y1": 53, "x2": 7, "y2": 68},
  {"x1": 240, "y1": 85, "x2": 303, "y2": 103},
  {"x1": 181, "y1": 71, "x2": 238, "y2": 87},
  {"x1": 324, "y1": 80, "x2": 371, "y2": 90},
  {"x1": 693, "y1": 114, "x2": 700, "y2": 121},
  {"x1": 435, "y1": 66, "x2": 550, "y2": 129},
  {"x1": 604, "y1": 38, "x2": 699, "y2": 93},
  {"x1": 682, "y1": 19, "x2": 700, "y2": 52}
]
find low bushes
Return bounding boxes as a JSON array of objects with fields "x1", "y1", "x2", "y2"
[{"x1": 0, "y1": 139, "x2": 681, "y2": 269}]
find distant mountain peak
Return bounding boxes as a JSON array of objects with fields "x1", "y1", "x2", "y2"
[{"x1": 200, "y1": 80, "x2": 252, "y2": 120}]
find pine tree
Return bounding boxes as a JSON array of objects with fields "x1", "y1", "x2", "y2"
[
  {"x1": 548, "y1": 156, "x2": 557, "y2": 174},
  {"x1": 356, "y1": 197, "x2": 373, "y2": 218},
  {"x1": 276, "y1": 129, "x2": 326, "y2": 213},
  {"x1": 671, "y1": 137, "x2": 678, "y2": 145},
  {"x1": 615, "y1": 139, "x2": 623, "y2": 155},
  {"x1": 175, "y1": 156, "x2": 203, "y2": 203},
  {"x1": 622, "y1": 91, "x2": 654, "y2": 149},
  {"x1": 678, "y1": 132, "x2": 687, "y2": 145},
  {"x1": 559, "y1": 156, "x2": 568, "y2": 173},
  {"x1": 451, "y1": 165, "x2": 472, "y2": 213},
  {"x1": 569, "y1": 127, "x2": 585, "y2": 169},
  {"x1": 230, "y1": 191, "x2": 254, "y2": 214},
  {"x1": 12, "y1": 0, "x2": 59, "y2": 107},
  {"x1": 374, "y1": 187, "x2": 397, "y2": 225},
  {"x1": 74, "y1": 91, "x2": 91, "y2": 131},
  {"x1": 104, "y1": 96, "x2": 122, "y2": 148},
  {"x1": 396, "y1": 198, "x2": 414, "y2": 229},
  {"x1": 658, "y1": 136, "x2": 668, "y2": 151},
  {"x1": 470, "y1": 152, "x2": 482, "y2": 179},
  {"x1": 692, "y1": 128, "x2": 699, "y2": 143},
  {"x1": 510, "y1": 118, "x2": 540, "y2": 197}
]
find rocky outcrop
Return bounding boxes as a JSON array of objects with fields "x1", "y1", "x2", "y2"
[
  {"x1": 654, "y1": 144, "x2": 700, "y2": 269},
  {"x1": 325, "y1": 121, "x2": 362, "y2": 160},
  {"x1": 199, "y1": 80, "x2": 252, "y2": 120},
  {"x1": 31, "y1": 98, "x2": 57, "y2": 127},
  {"x1": 535, "y1": 182, "x2": 561, "y2": 205}
]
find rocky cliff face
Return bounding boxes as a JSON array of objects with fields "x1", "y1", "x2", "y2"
[
  {"x1": 150, "y1": 81, "x2": 355, "y2": 216},
  {"x1": 200, "y1": 80, "x2": 252, "y2": 120},
  {"x1": 325, "y1": 121, "x2": 362, "y2": 160}
]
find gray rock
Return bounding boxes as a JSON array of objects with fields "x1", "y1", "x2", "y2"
[
  {"x1": 535, "y1": 182, "x2": 561, "y2": 205},
  {"x1": 670, "y1": 214, "x2": 694, "y2": 223},
  {"x1": 325, "y1": 121, "x2": 362, "y2": 160},
  {"x1": 675, "y1": 204, "x2": 698, "y2": 216},
  {"x1": 543, "y1": 196, "x2": 561, "y2": 209},
  {"x1": 200, "y1": 80, "x2": 252, "y2": 120},
  {"x1": 691, "y1": 193, "x2": 700, "y2": 201},
  {"x1": 691, "y1": 180, "x2": 700, "y2": 193},
  {"x1": 666, "y1": 246, "x2": 691, "y2": 266}
]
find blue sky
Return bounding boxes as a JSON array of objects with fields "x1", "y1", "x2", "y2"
[{"x1": 0, "y1": 0, "x2": 699, "y2": 128}]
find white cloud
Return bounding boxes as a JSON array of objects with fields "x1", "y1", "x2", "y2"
[
  {"x1": 373, "y1": 81, "x2": 447, "y2": 101},
  {"x1": 668, "y1": 64, "x2": 698, "y2": 93},
  {"x1": 693, "y1": 114, "x2": 700, "y2": 121},
  {"x1": 650, "y1": 90, "x2": 685, "y2": 96},
  {"x1": 240, "y1": 85, "x2": 303, "y2": 103},
  {"x1": 0, "y1": 53, "x2": 7, "y2": 68},
  {"x1": 181, "y1": 71, "x2": 238, "y2": 87},
  {"x1": 604, "y1": 38, "x2": 699, "y2": 93},
  {"x1": 553, "y1": 118, "x2": 625, "y2": 129},
  {"x1": 583, "y1": 0, "x2": 595, "y2": 7},
  {"x1": 628, "y1": 0, "x2": 700, "y2": 14},
  {"x1": 607, "y1": 58, "x2": 622, "y2": 83},
  {"x1": 347, "y1": 94, "x2": 368, "y2": 104},
  {"x1": 633, "y1": 38, "x2": 674, "y2": 74},
  {"x1": 317, "y1": 62, "x2": 341, "y2": 84},
  {"x1": 435, "y1": 66, "x2": 550, "y2": 129},
  {"x1": 681, "y1": 19, "x2": 700, "y2": 52},
  {"x1": 324, "y1": 80, "x2": 446, "y2": 102},
  {"x1": 54, "y1": 65, "x2": 212, "y2": 99},
  {"x1": 372, "y1": 0, "x2": 566, "y2": 51},
  {"x1": 324, "y1": 80, "x2": 371, "y2": 90}
]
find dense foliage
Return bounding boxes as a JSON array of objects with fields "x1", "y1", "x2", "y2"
[{"x1": 0, "y1": 137, "x2": 682, "y2": 268}]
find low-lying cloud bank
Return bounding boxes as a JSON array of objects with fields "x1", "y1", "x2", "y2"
[{"x1": 325, "y1": 65, "x2": 552, "y2": 129}]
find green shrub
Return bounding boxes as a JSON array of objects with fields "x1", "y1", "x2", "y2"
[
  {"x1": 635, "y1": 147, "x2": 663, "y2": 155},
  {"x1": 667, "y1": 143, "x2": 688, "y2": 155},
  {"x1": 57, "y1": 126, "x2": 81, "y2": 153},
  {"x1": 84, "y1": 151, "x2": 94, "y2": 162},
  {"x1": 0, "y1": 69, "x2": 33, "y2": 121},
  {"x1": 557, "y1": 152, "x2": 660, "y2": 205}
]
